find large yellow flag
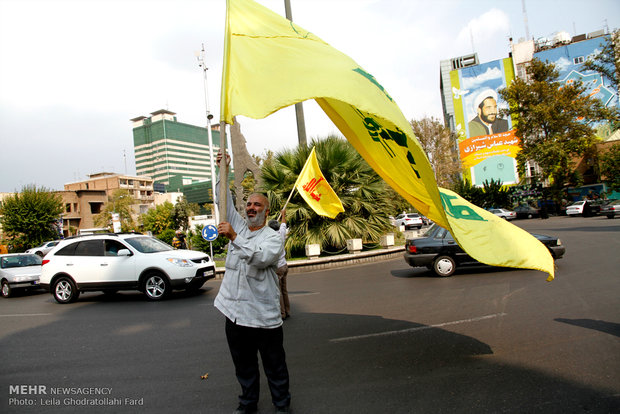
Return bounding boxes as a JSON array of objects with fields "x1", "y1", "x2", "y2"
[
  {"x1": 295, "y1": 147, "x2": 344, "y2": 219},
  {"x1": 220, "y1": 0, "x2": 555, "y2": 280}
]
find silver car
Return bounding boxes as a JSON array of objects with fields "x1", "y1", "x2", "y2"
[
  {"x1": 599, "y1": 199, "x2": 619, "y2": 219},
  {"x1": 25, "y1": 240, "x2": 61, "y2": 257},
  {"x1": 0, "y1": 253, "x2": 43, "y2": 298}
]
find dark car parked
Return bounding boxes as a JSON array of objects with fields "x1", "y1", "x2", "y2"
[
  {"x1": 514, "y1": 204, "x2": 539, "y2": 219},
  {"x1": 404, "y1": 224, "x2": 565, "y2": 277}
]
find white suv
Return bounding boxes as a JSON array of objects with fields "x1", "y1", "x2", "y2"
[
  {"x1": 40, "y1": 233, "x2": 216, "y2": 303},
  {"x1": 394, "y1": 213, "x2": 424, "y2": 230}
]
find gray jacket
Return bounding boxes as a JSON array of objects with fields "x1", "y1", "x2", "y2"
[{"x1": 214, "y1": 185, "x2": 284, "y2": 328}]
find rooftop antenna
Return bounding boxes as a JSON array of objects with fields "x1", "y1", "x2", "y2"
[
  {"x1": 522, "y1": 0, "x2": 531, "y2": 40},
  {"x1": 123, "y1": 149, "x2": 127, "y2": 175}
]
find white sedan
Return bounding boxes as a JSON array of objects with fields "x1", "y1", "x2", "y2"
[
  {"x1": 489, "y1": 208, "x2": 517, "y2": 220},
  {"x1": 566, "y1": 201, "x2": 586, "y2": 216},
  {"x1": 1, "y1": 253, "x2": 42, "y2": 297}
]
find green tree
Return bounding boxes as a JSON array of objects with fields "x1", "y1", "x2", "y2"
[
  {"x1": 599, "y1": 142, "x2": 620, "y2": 192},
  {"x1": 582, "y1": 30, "x2": 619, "y2": 91},
  {"x1": 171, "y1": 195, "x2": 200, "y2": 231},
  {"x1": 260, "y1": 136, "x2": 395, "y2": 256},
  {"x1": 481, "y1": 179, "x2": 511, "y2": 209},
  {"x1": 582, "y1": 29, "x2": 620, "y2": 130},
  {"x1": 499, "y1": 58, "x2": 616, "y2": 197},
  {"x1": 156, "y1": 228, "x2": 176, "y2": 245},
  {"x1": 410, "y1": 116, "x2": 462, "y2": 188},
  {"x1": 94, "y1": 189, "x2": 137, "y2": 232},
  {"x1": 141, "y1": 201, "x2": 175, "y2": 234},
  {"x1": 451, "y1": 178, "x2": 484, "y2": 207},
  {"x1": 0, "y1": 185, "x2": 63, "y2": 250}
]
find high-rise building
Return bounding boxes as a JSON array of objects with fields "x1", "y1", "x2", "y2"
[{"x1": 130, "y1": 109, "x2": 221, "y2": 190}]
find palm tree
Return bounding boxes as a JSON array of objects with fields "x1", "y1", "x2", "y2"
[{"x1": 260, "y1": 136, "x2": 396, "y2": 255}]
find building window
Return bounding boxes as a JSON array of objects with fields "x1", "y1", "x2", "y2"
[
  {"x1": 89, "y1": 202, "x2": 103, "y2": 214},
  {"x1": 573, "y1": 56, "x2": 584, "y2": 64},
  {"x1": 65, "y1": 203, "x2": 71, "y2": 213}
]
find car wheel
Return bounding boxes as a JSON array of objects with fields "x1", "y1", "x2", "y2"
[
  {"x1": 53, "y1": 276, "x2": 79, "y2": 304},
  {"x1": 607, "y1": 214, "x2": 614, "y2": 219},
  {"x1": 1, "y1": 280, "x2": 12, "y2": 298},
  {"x1": 433, "y1": 255, "x2": 456, "y2": 277},
  {"x1": 143, "y1": 273, "x2": 169, "y2": 301}
]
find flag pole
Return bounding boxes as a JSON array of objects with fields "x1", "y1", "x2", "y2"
[
  {"x1": 218, "y1": 122, "x2": 228, "y2": 223},
  {"x1": 277, "y1": 186, "x2": 297, "y2": 221},
  {"x1": 277, "y1": 146, "x2": 315, "y2": 220}
]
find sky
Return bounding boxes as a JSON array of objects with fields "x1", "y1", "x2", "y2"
[{"x1": 0, "y1": 0, "x2": 618, "y2": 193}]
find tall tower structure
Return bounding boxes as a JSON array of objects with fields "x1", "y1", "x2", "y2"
[{"x1": 130, "y1": 109, "x2": 221, "y2": 190}]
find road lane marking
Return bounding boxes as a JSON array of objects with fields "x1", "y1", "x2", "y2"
[
  {"x1": 0, "y1": 313, "x2": 52, "y2": 317},
  {"x1": 330, "y1": 312, "x2": 507, "y2": 343}
]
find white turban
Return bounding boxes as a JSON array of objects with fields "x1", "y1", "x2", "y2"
[{"x1": 473, "y1": 88, "x2": 498, "y2": 112}]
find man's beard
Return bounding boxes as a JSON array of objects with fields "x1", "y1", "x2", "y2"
[
  {"x1": 481, "y1": 113, "x2": 496, "y2": 124},
  {"x1": 246, "y1": 209, "x2": 267, "y2": 228}
]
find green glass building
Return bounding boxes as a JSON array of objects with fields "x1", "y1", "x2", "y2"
[{"x1": 131, "y1": 109, "x2": 222, "y2": 192}]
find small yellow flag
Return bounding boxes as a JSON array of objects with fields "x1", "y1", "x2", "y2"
[{"x1": 295, "y1": 147, "x2": 344, "y2": 219}]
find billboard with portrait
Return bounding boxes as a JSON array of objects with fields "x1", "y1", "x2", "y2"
[{"x1": 449, "y1": 57, "x2": 519, "y2": 186}]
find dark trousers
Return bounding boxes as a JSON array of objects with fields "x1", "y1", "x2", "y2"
[{"x1": 225, "y1": 318, "x2": 291, "y2": 408}]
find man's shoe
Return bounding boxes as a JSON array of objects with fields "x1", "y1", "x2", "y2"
[
  {"x1": 275, "y1": 405, "x2": 291, "y2": 413},
  {"x1": 233, "y1": 404, "x2": 257, "y2": 414}
]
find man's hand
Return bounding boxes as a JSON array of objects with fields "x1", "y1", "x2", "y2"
[
  {"x1": 216, "y1": 150, "x2": 231, "y2": 167},
  {"x1": 218, "y1": 221, "x2": 236, "y2": 241}
]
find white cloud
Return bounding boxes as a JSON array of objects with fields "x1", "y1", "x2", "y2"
[{"x1": 461, "y1": 67, "x2": 504, "y2": 89}]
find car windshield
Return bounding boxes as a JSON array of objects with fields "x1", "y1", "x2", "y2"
[
  {"x1": 124, "y1": 236, "x2": 173, "y2": 253},
  {"x1": 1, "y1": 254, "x2": 42, "y2": 268},
  {"x1": 422, "y1": 223, "x2": 440, "y2": 237},
  {"x1": 570, "y1": 201, "x2": 585, "y2": 206}
]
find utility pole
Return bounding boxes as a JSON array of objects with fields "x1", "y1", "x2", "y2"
[{"x1": 284, "y1": 0, "x2": 308, "y2": 147}]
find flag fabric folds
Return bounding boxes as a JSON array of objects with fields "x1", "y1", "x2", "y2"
[
  {"x1": 220, "y1": 0, "x2": 555, "y2": 280},
  {"x1": 294, "y1": 147, "x2": 344, "y2": 219}
]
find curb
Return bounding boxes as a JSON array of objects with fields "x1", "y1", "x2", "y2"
[{"x1": 214, "y1": 245, "x2": 406, "y2": 279}]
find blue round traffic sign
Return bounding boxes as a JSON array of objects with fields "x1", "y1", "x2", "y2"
[{"x1": 202, "y1": 224, "x2": 218, "y2": 242}]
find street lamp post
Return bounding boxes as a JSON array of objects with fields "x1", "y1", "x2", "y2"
[
  {"x1": 196, "y1": 44, "x2": 218, "y2": 259},
  {"x1": 196, "y1": 44, "x2": 219, "y2": 225},
  {"x1": 284, "y1": 0, "x2": 307, "y2": 146}
]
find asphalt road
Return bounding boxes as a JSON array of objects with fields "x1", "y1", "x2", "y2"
[{"x1": 1, "y1": 216, "x2": 619, "y2": 414}]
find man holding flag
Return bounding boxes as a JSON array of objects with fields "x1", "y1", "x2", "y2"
[{"x1": 215, "y1": 152, "x2": 292, "y2": 414}]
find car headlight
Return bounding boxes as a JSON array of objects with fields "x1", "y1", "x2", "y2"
[
  {"x1": 556, "y1": 239, "x2": 562, "y2": 246},
  {"x1": 167, "y1": 258, "x2": 193, "y2": 267}
]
